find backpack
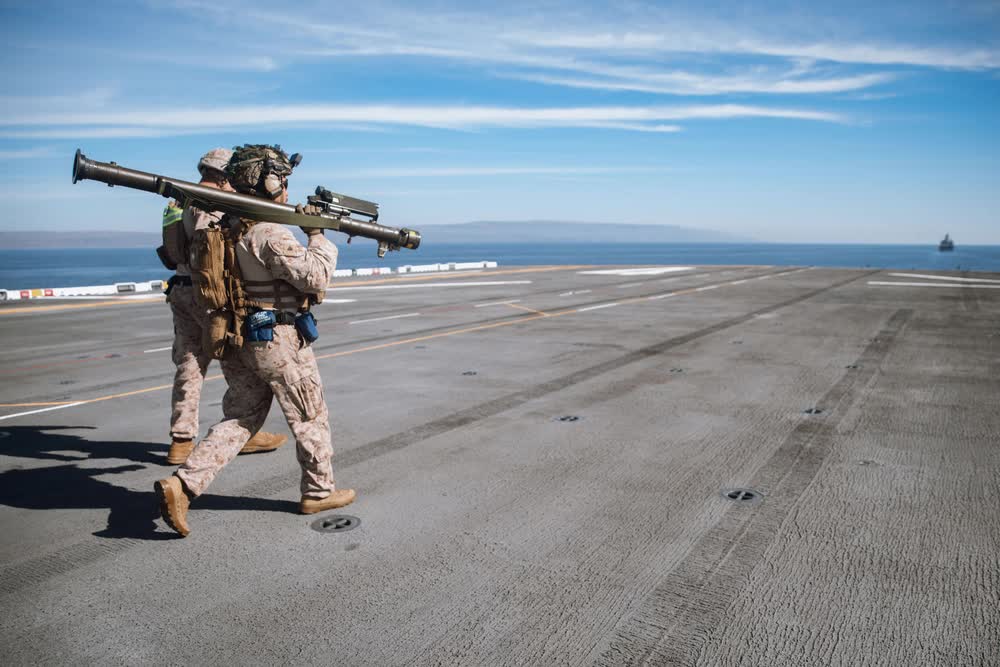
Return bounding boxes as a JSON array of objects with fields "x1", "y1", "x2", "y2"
[{"x1": 188, "y1": 215, "x2": 254, "y2": 358}]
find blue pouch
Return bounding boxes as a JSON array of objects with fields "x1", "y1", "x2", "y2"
[
  {"x1": 246, "y1": 310, "x2": 277, "y2": 342},
  {"x1": 295, "y1": 311, "x2": 319, "y2": 343}
]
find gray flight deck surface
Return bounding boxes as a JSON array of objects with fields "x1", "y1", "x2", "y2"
[{"x1": 0, "y1": 264, "x2": 997, "y2": 666}]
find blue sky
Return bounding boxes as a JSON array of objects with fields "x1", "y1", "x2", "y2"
[{"x1": 2, "y1": 0, "x2": 998, "y2": 243}]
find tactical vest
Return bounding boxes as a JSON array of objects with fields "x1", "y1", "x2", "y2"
[
  {"x1": 188, "y1": 216, "x2": 310, "y2": 359},
  {"x1": 236, "y1": 227, "x2": 310, "y2": 313}
]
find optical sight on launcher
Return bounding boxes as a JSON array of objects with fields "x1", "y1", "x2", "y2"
[{"x1": 71, "y1": 149, "x2": 421, "y2": 257}]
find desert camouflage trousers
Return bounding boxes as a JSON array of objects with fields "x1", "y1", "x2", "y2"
[
  {"x1": 177, "y1": 324, "x2": 337, "y2": 499},
  {"x1": 169, "y1": 284, "x2": 212, "y2": 441}
]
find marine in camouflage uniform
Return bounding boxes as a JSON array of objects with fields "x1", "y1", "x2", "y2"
[
  {"x1": 156, "y1": 145, "x2": 355, "y2": 536},
  {"x1": 164, "y1": 148, "x2": 287, "y2": 464}
]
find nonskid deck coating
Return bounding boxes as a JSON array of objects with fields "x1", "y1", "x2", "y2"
[{"x1": 0, "y1": 265, "x2": 997, "y2": 665}]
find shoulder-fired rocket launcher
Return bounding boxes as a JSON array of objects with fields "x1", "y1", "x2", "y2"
[{"x1": 71, "y1": 149, "x2": 420, "y2": 257}]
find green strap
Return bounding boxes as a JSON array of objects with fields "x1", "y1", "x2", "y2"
[{"x1": 162, "y1": 205, "x2": 183, "y2": 228}]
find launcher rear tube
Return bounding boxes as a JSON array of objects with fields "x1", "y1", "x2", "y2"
[{"x1": 73, "y1": 149, "x2": 163, "y2": 193}]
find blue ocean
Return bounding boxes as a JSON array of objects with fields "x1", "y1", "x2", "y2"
[{"x1": 0, "y1": 242, "x2": 998, "y2": 290}]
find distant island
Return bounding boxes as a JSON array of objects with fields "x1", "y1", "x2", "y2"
[
  {"x1": 415, "y1": 221, "x2": 751, "y2": 244},
  {"x1": 0, "y1": 221, "x2": 748, "y2": 249}
]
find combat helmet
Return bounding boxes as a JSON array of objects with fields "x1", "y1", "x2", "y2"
[
  {"x1": 226, "y1": 144, "x2": 301, "y2": 199},
  {"x1": 198, "y1": 147, "x2": 233, "y2": 176}
]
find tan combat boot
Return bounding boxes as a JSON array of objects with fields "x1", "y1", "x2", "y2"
[
  {"x1": 299, "y1": 489, "x2": 357, "y2": 515},
  {"x1": 166, "y1": 438, "x2": 194, "y2": 465},
  {"x1": 239, "y1": 431, "x2": 288, "y2": 455},
  {"x1": 154, "y1": 476, "x2": 192, "y2": 537}
]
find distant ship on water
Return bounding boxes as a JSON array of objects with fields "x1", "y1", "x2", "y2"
[{"x1": 939, "y1": 234, "x2": 954, "y2": 251}]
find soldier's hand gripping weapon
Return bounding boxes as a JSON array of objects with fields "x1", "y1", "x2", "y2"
[{"x1": 71, "y1": 149, "x2": 420, "y2": 257}]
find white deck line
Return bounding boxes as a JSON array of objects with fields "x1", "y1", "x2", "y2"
[
  {"x1": 329, "y1": 281, "x2": 531, "y2": 291},
  {"x1": 868, "y1": 281, "x2": 1000, "y2": 289},
  {"x1": 577, "y1": 303, "x2": 620, "y2": 312},
  {"x1": 349, "y1": 313, "x2": 421, "y2": 325},
  {"x1": 0, "y1": 402, "x2": 86, "y2": 421},
  {"x1": 19, "y1": 294, "x2": 166, "y2": 301},
  {"x1": 888, "y1": 272, "x2": 1000, "y2": 284},
  {"x1": 578, "y1": 267, "x2": 694, "y2": 276},
  {"x1": 475, "y1": 300, "x2": 521, "y2": 308},
  {"x1": 143, "y1": 346, "x2": 172, "y2": 354}
]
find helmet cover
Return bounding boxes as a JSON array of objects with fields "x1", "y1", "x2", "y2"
[
  {"x1": 226, "y1": 144, "x2": 296, "y2": 198},
  {"x1": 198, "y1": 147, "x2": 233, "y2": 176}
]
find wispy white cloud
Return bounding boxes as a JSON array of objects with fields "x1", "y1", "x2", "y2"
[
  {"x1": 505, "y1": 30, "x2": 1000, "y2": 69},
  {"x1": 0, "y1": 147, "x2": 55, "y2": 159},
  {"x1": 576, "y1": 123, "x2": 682, "y2": 133},
  {"x1": 332, "y1": 165, "x2": 671, "y2": 178},
  {"x1": 307, "y1": 147, "x2": 456, "y2": 154},
  {"x1": 0, "y1": 123, "x2": 395, "y2": 139},
  {"x1": 173, "y1": 54, "x2": 279, "y2": 72},
  {"x1": 84, "y1": 0, "x2": 998, "y2": 125},
  {"x1": 0, "y1": 103, "x2": 848, "y2": 135},
  {"x1": 738, "y1": 41, "x2": 1000, "y2": 70},
  {"x1": 159, "y1": 1, "x2": 938, "y2": 96},
  {"x1": 297, "y1": 42, "x2": 898, "y2": 96},
  {"x1": 506, "y1": 70, "x2": 897, "y2": 96},
  {"x1": 106, "y1": 49, "x2": 279, "y2": 73},
  {"x1": 363, "y1": 188, "x2": 484, "y2": 198},
  {"x1": 211, "y1": 1, "x2": 1000, "y2": 105},
  {"x1": 842, "y1": 91, "x2": 900, "y2": 102},
  {"x1": 0, "y1": 87, "x2": 118, "y2": 115},
  {"x1": 238, "y1": 5, "x2": 395, "y2": 41},
  {"x1": 0, "y1": 128, "x2": 190, "y2": 139}
]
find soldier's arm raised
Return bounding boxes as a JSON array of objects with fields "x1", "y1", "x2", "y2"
[{"x1": 258, "y1": 226, "x2": 338, "y2": 295}]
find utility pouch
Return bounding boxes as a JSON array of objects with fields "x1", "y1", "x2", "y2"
[
  {"x1": 189, "y1": 227, "x2": 228, "y2": 310},
  {"x1": 204, "y1": 310, "x2": 231, "y2": 359},
  {"x1": 156, "y1": 245, "x2": 177, "y2": 271},
  {"x1": 246, "y1": 310, "x2": 277, "y2": 343},
  {"x1": 295, "y1": 311, "x2": 319, "y2": 343}
]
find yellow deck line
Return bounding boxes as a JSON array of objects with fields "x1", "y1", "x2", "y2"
[
  {"x1": 3, "y1": 295, "x2": 639, "y2": 411},
  {"x1": 1, "y1": 268, "x2": 775, "y2": 415},
  {"x1": 506, "y1": 303, "x2": 551, "y2": 316},
  {"x1": 0, "y1": 297, "x2": 163, "y2": 315}
]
